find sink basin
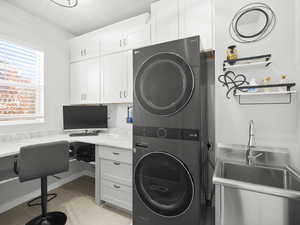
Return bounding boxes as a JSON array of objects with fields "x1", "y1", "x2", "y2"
[
  {"x1": 222, "y1": 162, "x2": 285, "y2": 188},
  {"x1": 213, "y1": 160, "x2": 300, "y2": 199},
  {"x1": 213, "y1": 161, "x2": 300, "y2": 225}
]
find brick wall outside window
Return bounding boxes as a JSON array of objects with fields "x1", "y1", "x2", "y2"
[{"x1": 0, "y1": 40, "x2": 44, "y2": 124}]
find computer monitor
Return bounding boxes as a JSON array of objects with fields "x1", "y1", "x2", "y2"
[{"x1": 63, "y1": 105, "x2": 108, "y2": 132}]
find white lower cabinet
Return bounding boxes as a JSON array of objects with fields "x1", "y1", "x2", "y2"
[
  {"x1": 101, "y1": 159, "x2": 132, "y2": 186},
  {"x1": 101, "y1": 179, "x2": 132, "y2": 211},
  {"x1": 98, "y1": 146, "x2": 132, "y2": 212}
]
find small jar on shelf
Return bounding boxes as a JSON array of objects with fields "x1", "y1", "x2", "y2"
[{"x1": 261, "y1": 76, "x2": 272, "y2": 92}]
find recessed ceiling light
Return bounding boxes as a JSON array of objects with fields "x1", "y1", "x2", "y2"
[{"x1": 49, "y1": 0, "x2": 78, "y2": 8}]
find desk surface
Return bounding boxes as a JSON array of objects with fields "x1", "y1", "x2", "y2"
[{"x1": 0, "y1": 133, "x2": 133, "y2": 158}]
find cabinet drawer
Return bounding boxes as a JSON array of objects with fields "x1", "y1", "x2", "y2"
[
  {"x1": 101, "y1": 159, "x2": 132, "y2": 186},
  {"x1": 101, "y1": 179, "x2": 132, "y2": 211},
  {"x1": 99, "y1": 146, "x2": 132, "y2": 164}
]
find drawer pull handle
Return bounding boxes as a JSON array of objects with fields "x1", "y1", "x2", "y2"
[
  {"x1": 113, "y1": 185, "x2": 120, "y2": 189},
  {"x1": 113, "y1": 152, "x2": 120, "y2": 155},
  {"x1": 135, "y1": 143, "x2": 148, "y2": 148},
  {"x1": 113, "y1": 162, "x2": 121, "y2": 166}
]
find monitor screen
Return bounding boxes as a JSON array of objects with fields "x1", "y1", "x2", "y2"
[{"x1": 63, "y1": 105, "x2": 108, "y2": 130}]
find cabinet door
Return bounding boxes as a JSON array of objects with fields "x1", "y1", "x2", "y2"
[
  {"x1": 124, "y1": 24, "x2": 151, "y2": 50},
  {"x1": 70, "y1": 58, "x2": 100, "y2": 104},
  {"x1": 123, "y1": 51, "x2": 133, "y2": 103},
  {"x1": 70, "y1": 39, "x2": 84, "y2": 63},
  {"x1": 70, "y1": 61, "x2": 87, "y2": 104},
  {"x1": 151, "y1": 0, "x2": 179, "y2": 44},
  {"x1": 84, "y1": 38, "x2": 100, "y2": 59},
  {"x1": 84, "y1": 58, "x2": 100, "y2": 104},
  {"x1": 100, "y1": 52, "x2": 128, "y2": 103},
  {"x1": 100, "y1": 31, "x2": 124, "y2": 56},
  {"x1": 179, "y1": 0, "x2": 213, "y2": 50},
  {"x1": 70, "y1": 37, "x2": 99, "y2": 62}
]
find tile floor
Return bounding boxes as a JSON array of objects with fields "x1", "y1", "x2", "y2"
[{"x1": 0, "y1": 176, "x2": 132, "y2": 225}]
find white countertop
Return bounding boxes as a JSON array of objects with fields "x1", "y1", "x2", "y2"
[{"x1": 0, "y1": 132, "x2": 133, "y2": 158}]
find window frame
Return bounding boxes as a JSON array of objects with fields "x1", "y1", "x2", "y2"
[{"x1": 0, "y1": 38, "x2": 45, "y2": 126}]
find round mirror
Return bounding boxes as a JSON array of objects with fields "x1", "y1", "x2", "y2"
[
  {"x1": 229, "y1": 3, "x2": 276, "y2": 43},
  {"x1": 236, "y1": 9, "x2": 268, "y2": 38}
]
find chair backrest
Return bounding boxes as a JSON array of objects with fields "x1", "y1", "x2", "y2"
[{"x1": 18, "y1": 141, "x2": 69, "y2": 182}]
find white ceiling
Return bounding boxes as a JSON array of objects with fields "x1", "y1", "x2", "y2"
[{"x1": 4, "y1": 0, "x2": 153, "y2": 36}]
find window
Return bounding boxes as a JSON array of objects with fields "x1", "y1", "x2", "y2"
[{"x1": 0, "y1": 40, "x2": 44, "y2": 125}]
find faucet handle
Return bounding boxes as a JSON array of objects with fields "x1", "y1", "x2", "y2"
[{"x1": 248, "y1": 152, "x2": 264, "y2": 161}]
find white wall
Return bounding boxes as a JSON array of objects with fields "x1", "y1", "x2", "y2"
[
  {"x1": 0, "y1": 1, "x2": 81, "y2": 213},
  {"x1": 0, "y1": 1, "x2": 73, "y2": 135},
  {"x1": 107, "y1": 104, "x2": 133, "y2": 129},
  {"x1": 215, "y1": 0, "x2": 297, "y2": 161}
]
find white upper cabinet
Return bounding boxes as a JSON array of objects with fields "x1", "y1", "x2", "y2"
[
  {"x1": 179, "y1": 0, "x2": 213, "y2": 50},
  {"x1": 151, "y1": 0, "x2": 179, "y2": 44},
  {"x1": 151, "y1": 0, "x2": 213, "y2": 50},
  {"x1": 70, "y1": 57, "x2": 100, "y2": 104},
  {"x1": 100, "y1": 13, "x2": 151, "y2": 56},
  {"x1": 70, "y1": 36, "x2": 100, "y2": 62},
  {"x1": 69, "y1": 13, "x2": 149, "y2": 105},
  {"x1": 100, "y1": 31, "x2": 125, "y2": 56},
  {"x1": 100, "y1": 51, "x2": 132, "y2": 103},
  {"x1": 124, "y1": 24, "x2": 151, "y2": 50}
]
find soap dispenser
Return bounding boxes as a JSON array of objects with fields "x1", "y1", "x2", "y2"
[{"x1": 127, "y1": 106, "x2": 133, "y2": 123}]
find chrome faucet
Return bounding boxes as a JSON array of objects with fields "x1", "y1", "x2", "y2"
[{"x1": 246, "y1": 120, "x2": 263, "y2": 165}]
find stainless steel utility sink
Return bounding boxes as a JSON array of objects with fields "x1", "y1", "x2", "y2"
[
  {"x1": 213, "y1": 161, "x2": 300, "y2": 225},
  {"x1": 222, "y1": 162, "x2": 285, "y2": 189}
]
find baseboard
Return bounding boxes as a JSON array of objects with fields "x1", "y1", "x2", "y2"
[
  {"x1": 83, "y1": 169, "x2": 95, "y2": 178},
  {"x1": 0, "y1": 171, "x2": 85, "y2": 214}
]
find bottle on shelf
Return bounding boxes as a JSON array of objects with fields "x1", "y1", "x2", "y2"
[
  {"x1": 278, "y1": 75, "x2": 287, "y2": 92},
  {"x1": 226, "y1": 45, "x2": 238, "y2": 64},
  {"x1": 248, "y1": 78, "x2": 258, "y2": 93}
]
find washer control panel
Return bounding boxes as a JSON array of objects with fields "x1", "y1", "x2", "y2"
[{"x1": 133, "y1": 126, "x2": 200, "y2": 141}]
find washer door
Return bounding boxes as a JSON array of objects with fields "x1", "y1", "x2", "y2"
[
  {"x1": 135, "y1": 152, "x2": 194, "y2": 217},
  {"x1": 135, "y1": 53, "x2": 194, "y2": 116}
]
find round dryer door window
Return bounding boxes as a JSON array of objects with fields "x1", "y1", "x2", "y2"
[
  {"x1": 135, "y1": 152, "x2": 194, "y2": 217},
  {"x1": 135, "y1": 53, "x2": 194, "y2": 116}
]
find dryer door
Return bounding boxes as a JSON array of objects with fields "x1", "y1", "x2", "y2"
[
  {"x1": 135, "y1": 152, "x2": 194, "y2": 217},
  {"x1": 135, "y1": 53, "x2": 194, "y2": 116}
]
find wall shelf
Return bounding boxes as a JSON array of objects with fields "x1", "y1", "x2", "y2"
[
  {"x1": 234, "y1": 90, "x2": 296, "y2": 96},
  {"x1": 223, "y1": 54, "x2": 272, "y2": 71},
  {"x1": 234, "y1": 82, "x2": 296, "y2": 105}
]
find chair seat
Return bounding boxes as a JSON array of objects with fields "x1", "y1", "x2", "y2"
[{"x1": 26, "y1": 211, "x2": 67, "y2": 225}]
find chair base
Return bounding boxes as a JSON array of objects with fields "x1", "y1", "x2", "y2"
[{"x1": 26, "y1": 212, "x2": 67, "y2": 225}]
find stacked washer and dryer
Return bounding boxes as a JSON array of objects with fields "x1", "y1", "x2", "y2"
[{"x1": 132, "y1": 36, "x2": 212, "y2": 225}]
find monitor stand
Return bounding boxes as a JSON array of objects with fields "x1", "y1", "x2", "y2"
[{"x1": 69, "y1": 130, "x2": 99, "y2": 137}]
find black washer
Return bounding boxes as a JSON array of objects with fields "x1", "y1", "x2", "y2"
[
  {"x1": 135, "y1": 152, "x2": 194, "y2": 217},
  {"x1": 135, "y1": 53, "x2": 194, "y2": 116}
]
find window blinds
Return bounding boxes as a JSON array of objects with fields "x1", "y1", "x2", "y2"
[{"x1": 0, "y1": 40, "x2": 44, "y2": 123}]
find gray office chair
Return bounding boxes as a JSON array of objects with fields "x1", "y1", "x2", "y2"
[{"x1": 14, "y1": 141, "x2": 69, "y2": 225}]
